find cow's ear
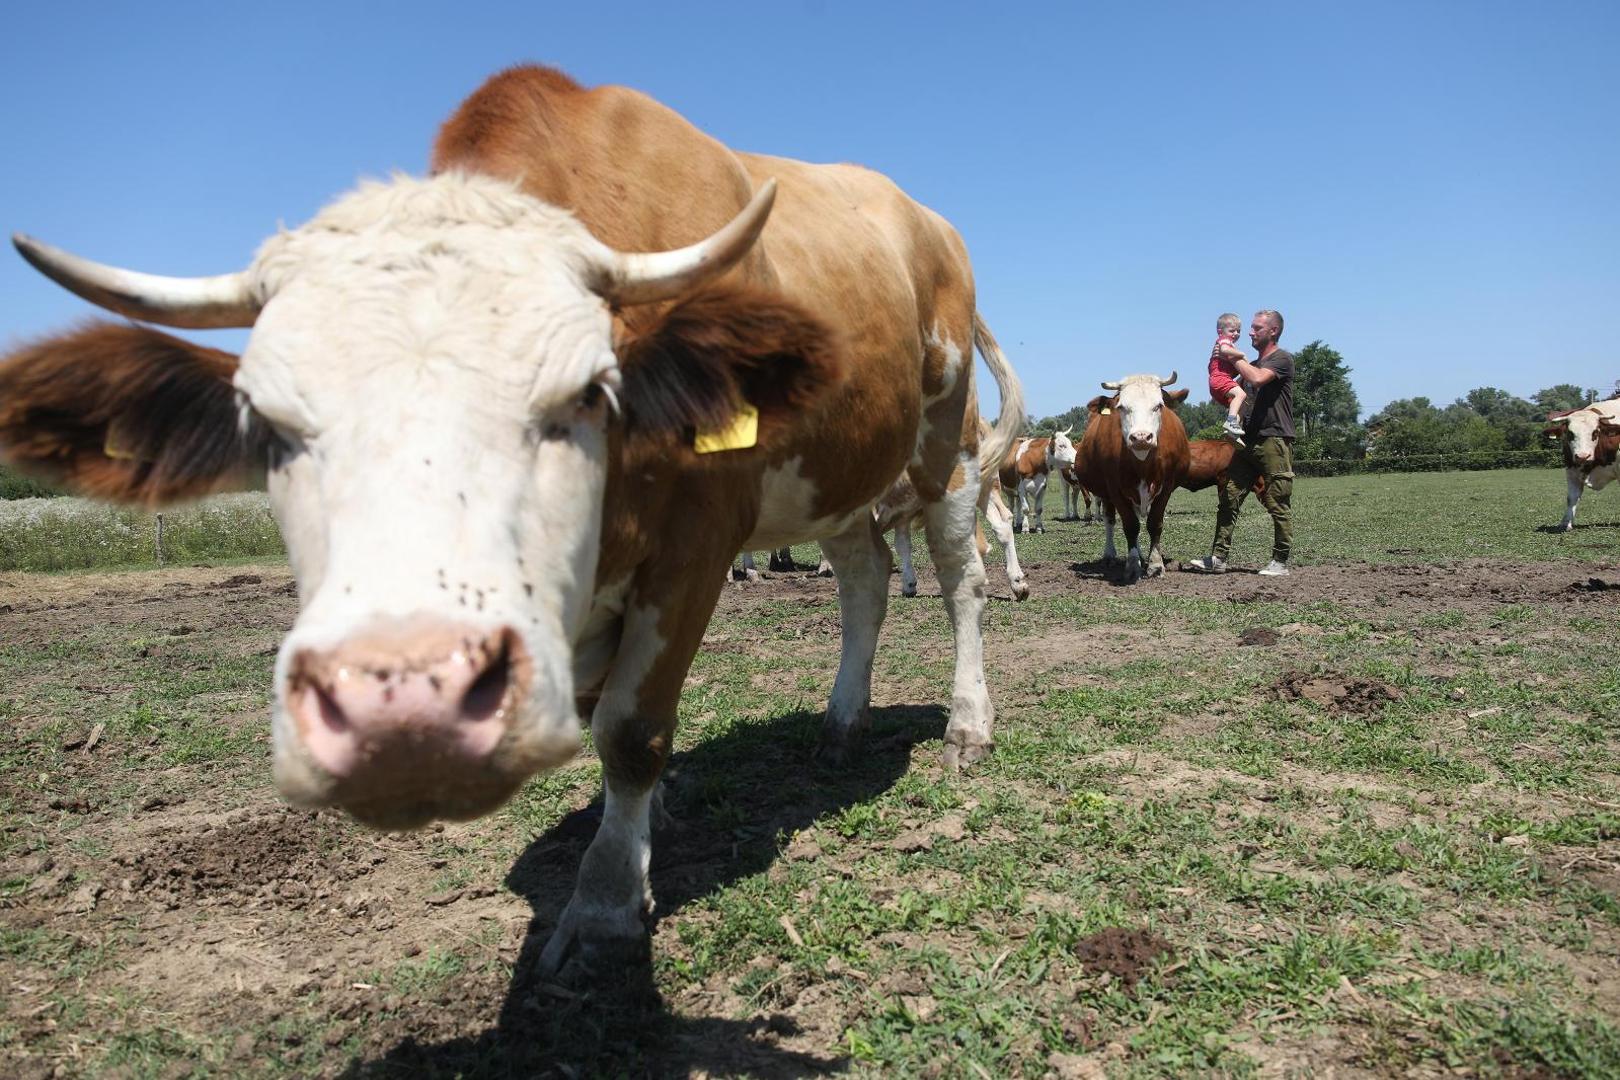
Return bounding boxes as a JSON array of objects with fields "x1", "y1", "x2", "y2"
[
  {"x1": 1085, "y1": 394, "x2": 1112, "y2": 415},
  {"x1": 1163, "y1": 388, "x2": 1190, "y2": 406},
  {"x1": 615, "y1": 285, "x2": 846, "y2": 455},
  {"x1": 0, "y1": 322, "x2": 257, "y2": 505}
]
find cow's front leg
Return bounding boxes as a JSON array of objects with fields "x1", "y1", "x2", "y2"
[
  {"x1": 895, "y1": 519, "x2": 919, "y2": 597},
  {"x1": 1563, "y1": 467, "x2": 1584, "y2": 531},
  {"x1": 1004, "y1": 482, "x2": 1025, "y2": 533},
  {"x1": 1144, "y1": 493, "x2": 1170, "y2": 578},
  {"x1": 818, "y1": 515, "x2": 891, "y2": 762},
  {"x1": 539, "y1": 573, "x2": 717, "y2": 982},
  {"x1": 1119, "y1": 506, "x2": 1143, "y2": 583},
  {"x1": 1030, "y1": 474, "x2": 1048, "y2": 533}
]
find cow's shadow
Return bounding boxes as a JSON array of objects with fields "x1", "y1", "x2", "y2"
[
  {"x1": 1536, "y1": 521, "x2": 1620, "y2": 533},
  {"x1": 346, "y1": 703, "x2": 944, "y2": 1079},
  {"x1": 1067, "y1": 557, "x2": 1198, "y2": 586}
]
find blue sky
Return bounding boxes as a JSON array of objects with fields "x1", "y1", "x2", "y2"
[{"x1": 2, "y1": 2, "x2": 1616, "y2": 420}]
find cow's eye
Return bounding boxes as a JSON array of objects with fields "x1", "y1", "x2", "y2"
[{"x1": 579, "y1": 383, "x2": 604, "y2": 410}]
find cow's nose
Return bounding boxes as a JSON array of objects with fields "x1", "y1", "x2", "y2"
[
  {"x1": 286, "y1": 619, "x2": 529, "y2": 780},
  {"x1": 1129, "y1": 430, "x2": 1155, "y2": 446}
]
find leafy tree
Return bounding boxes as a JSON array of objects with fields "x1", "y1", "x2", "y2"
[
  {"x1": 1292, "y1": 340, "x2": 1360, "y2": 439},
  {"x1": 1533, "y1": 384, "x2": 1597, "y2": 414}
]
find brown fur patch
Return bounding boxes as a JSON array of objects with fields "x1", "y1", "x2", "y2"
[
  {"x1": 614, "y1": 285, "x2": 846, "y2": 455},
  {"x1": 431, "y1": 65, "x2": 588, "y2": 174},
  {"x1": 0, "y1": 322, "x2": 256, "y2": 505}
]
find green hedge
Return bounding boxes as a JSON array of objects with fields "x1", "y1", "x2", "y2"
[
  {"x1": 0, "y1": 464, "x2": 64, "y2": 500},
  {"x1": 1295, "y1": 448, "x2": 1561, "y2": 477}
]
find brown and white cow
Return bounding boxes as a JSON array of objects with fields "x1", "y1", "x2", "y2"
[
  {"x1": 1058, "y1": 463, "x2": 1097, "y2": 523},
  {"x1": 1072, "y1": 375, "x2": 1191, "y2": 582},
  {"x1": 998, "y1": 429, "x2": 1077, "y2": 533},
  {"x1": 1546, "y1": 401, "x2": 1620, "y2": 531},
  {"x1": 0, "y1": 66, "x2": 1025, "y2": 977},
  {"x1": 883, "y1": 412, "x2": 1030, "y2": 601}
]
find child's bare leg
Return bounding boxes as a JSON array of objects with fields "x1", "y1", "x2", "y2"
[{"x1": 1227, "y1": 385, "x2": 1247, "y2": 421}]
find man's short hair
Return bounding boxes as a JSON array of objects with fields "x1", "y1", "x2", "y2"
[{"x1": 1255, "y1": 309, "x2": 1284, "y2": 338}]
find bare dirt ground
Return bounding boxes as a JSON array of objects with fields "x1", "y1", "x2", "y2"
[{"x1": 3, "y1": 557, "x2": 1619, "y2": 1077}]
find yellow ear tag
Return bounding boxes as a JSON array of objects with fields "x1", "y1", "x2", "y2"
[
  {"x1": 103, "y1": 427, "x2": 139, "y2": 461},
  {"x1": 694, "y1": 401, "x2": 759, "y2": 454},
  {"x1": 1101, "y1": 407, "x2": 1112, "y2": 415}
]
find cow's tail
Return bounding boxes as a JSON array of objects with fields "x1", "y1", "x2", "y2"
[{"x1": 974, "y1": 312, "x2": 1025, "y2": 487}]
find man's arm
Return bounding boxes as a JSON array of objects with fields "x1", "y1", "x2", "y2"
[{"x1": 1233, "y1": 356, "x2": 1277, "y2": 386}]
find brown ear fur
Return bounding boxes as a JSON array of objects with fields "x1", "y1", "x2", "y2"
[
  {"x1": 615, "y1": 285, "x2": 846, "y2": 454},
  {"x1": 1085, "y1": 394, "x2": 1114, "y2": 416},
  {"x1": 1163, "y1": 388, "x2": 1191, "y2": 406},
  {"x1": 0, "y1": 322, "x2": 256, "y2": 505}
]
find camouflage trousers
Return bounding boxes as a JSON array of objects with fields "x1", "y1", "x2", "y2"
[{"x1": 1213, "y1": 436, "x2": 1294, "y2": 564}]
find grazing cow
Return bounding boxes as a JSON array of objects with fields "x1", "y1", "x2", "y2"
[
  {"x1": 0, "y1": 66, "x2": 1025, "y2": 978},
  {"x1": 1072, "y1": 375, "x2": 1191, "y2": 581},
  {"x1": 1058, "y1": 463, "x2": 1097, "y2": 523},
  {"x1": 1180, "y1": 438, "x2": 1266, "y2": 496},
  {"x1": 998, "y1": 429, "x2": 1077, "y2": 533},
  {"x1": 883, "y1": 414, "x2": 1030, "y2": 601},
  {"x1": 1546, "y1": 401, "x2": 1620, "y2": 531}
]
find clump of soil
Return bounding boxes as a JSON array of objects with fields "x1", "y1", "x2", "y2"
[
  {"x1": 1273, "y1": 671, "x2": 1400, "y2": 716},
  {"x1": 111, "y1": 808, "x2": 381, "y2": 909},
  {"x1": 1238, "y1": 627, "x2": 1280, "y2": 646},
  {"x1": 1074, "y1": 928, "x2": 1173, "y2": 988}
]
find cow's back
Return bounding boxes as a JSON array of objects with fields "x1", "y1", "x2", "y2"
[{"x1": 434, "y1": 66, "x2": 976, "y2": 546}]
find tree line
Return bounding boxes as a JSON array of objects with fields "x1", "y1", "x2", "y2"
[{"x1": 1029, "y1": 341, "x2": 1615, "y2": 471}]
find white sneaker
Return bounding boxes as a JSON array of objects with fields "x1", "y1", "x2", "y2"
[
  {"x1": 1187, "y1": 555, "x2": 1228, "y2": 574},
  {"x1": 1258, "y1": 560, "x2": 1290, "y2": 577},
  {"x1": 1221, "y1": 415, "x2": 1245, "y2": 442}
]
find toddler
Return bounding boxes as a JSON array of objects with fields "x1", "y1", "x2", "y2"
[{"x1": 1208, "y1": 313, "x2": 1247, "y2": 441}]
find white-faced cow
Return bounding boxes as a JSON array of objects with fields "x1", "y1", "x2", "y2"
[
  {"x1": 1546, "y1": 401, "x2": 1620, "y2": 531},
  {"x1": 1058, "y1": 463, "x2": 1097, "y2": 523},
  {"x1": 0, "y1": 66, "x2": 1025, "y2": 978},
  {"x1": 1072, "y1": 375, "x2": 1191, "y2": 582},
  {"x1": 998, "y1": 429, "x2": 1077, "y2": 534},
  {"x1": 882, "y1": 414, "x2": 1030, "y2": 602}
]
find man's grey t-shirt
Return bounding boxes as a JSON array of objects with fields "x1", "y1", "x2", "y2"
[{"x1": 1243, "y1": 348, "x2": 1295, "y2": 439}]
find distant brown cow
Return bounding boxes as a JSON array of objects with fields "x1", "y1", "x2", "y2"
[
  {"x1": 1546, "y1": 401, "x2": 1620, "y2": 530},
  {"x1": 1072, "y1": 375, "x2": 1191, "y2": 581},
  {"x1": 997, "y1": 430, "x2": 1077, "y2": 533},
  {"x1": 1180, "y1": 439, "x2": 1266, "y2": 496}
]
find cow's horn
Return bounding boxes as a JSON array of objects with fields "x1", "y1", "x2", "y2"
[
  {"x1": 591, "y1": 179, "x2": 777, "y2": 306},
  {"x1": 1159, "y1": 370, "x2": 1179, "y2": 387},
  {"x1": 1101, "y1": 380, "x2": 1122, "y2": 390},
  {"x1": 13, "y1": 234, "x2": 261, "y2": 329}
]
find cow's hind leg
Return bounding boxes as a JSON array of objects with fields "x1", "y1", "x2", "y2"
[
  {"x1": 818, "y1": 515, "x2": 892, "y2": 762},
  {"x1": 921, "y1": 461, "x2": 995, "y2": 769},
  {"x1": 895, "y1": 519, "x2": 919, "y2": 597},
  {"x1": 983, "y1": 485, "x2": 1029, "y2": 600}
]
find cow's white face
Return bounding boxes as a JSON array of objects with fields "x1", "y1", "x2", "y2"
[
  {"x1": 1560, "y1": 408, "x2": 1611, "y2": 465},
  {"x1": 236, "y1": 176, "x2": 626, "y2": 827},
  {"x1": 1050, "y1": 427, "x2": 1078, "y2": 467},
  {"x1": 1112, "y1": 375, "x2": 1173, "y2": 461}
]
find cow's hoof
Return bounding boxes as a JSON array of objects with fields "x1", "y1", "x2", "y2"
[
  {"x1": 901, "y1": 583, "x2": 918, "y2": 598},
  {"x1": 537, "y1": 910, "x2": 653, "y2": 987},
  {"x1": 816, "y1": 708, "x2": 870, "y2": 765},
  {"x1": 1145, "y1": 562, "x2": 1165, "y2": 579},
  {"x1": 942, "y1": 739, "x2": 994, "y2": 772},
  {"x1": 815, "y1": 564, "x2": 834, "y2": 578},
  {"x1": 1011, "y1": 579, "x2": 1030, "y2": 602}
]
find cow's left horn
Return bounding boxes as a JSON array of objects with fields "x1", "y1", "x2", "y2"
[
  {"x1": 1159, "y1": 370, "x2": 1179, "y2": 387},
  {"x1": 1101, "y1": 380, "x2": 1122, "y2": 391},
  {"x1": 591, "y1": 179, "x2": 777, "y2": 306},
  {"x1": 13, "y1": 234, "x2": 261, "y2": 329}
]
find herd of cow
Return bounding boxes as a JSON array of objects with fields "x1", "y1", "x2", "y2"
[{"x1": 0, "y1": 65, "x2": 1613, "y2": 997}]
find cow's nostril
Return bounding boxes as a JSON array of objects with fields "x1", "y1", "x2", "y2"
[
  {"x1": 314, "y1": 683, "x2": 349, "y2": 734},
  {"x1": 461, "y1": 638, "x2": 511, "y2": 723}
]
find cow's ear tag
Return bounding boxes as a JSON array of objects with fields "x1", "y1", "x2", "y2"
[
  {"x1": 1101, "y1": 407, "x2": 1112, "y2": 415},
  {"x1": 694, "y1": 401, "x2": 759, "y2": 453},
  {"x1": 103, "y1": 423, "x2": 141, "y2": 461}
]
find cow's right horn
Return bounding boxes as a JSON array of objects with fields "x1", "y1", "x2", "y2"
[
  {"x1": 1101, "y1": 380, "x2": 1122, "y2": 390},
  {"x1": 1158, "y1": 370, "x2": 1179, "y2": 387},
  {"x1": 13, "y1": 234, "x2": 261, "y2": 329},
  {"x1": 590, "y1": 179, "x2": 777, "y2": 306}
]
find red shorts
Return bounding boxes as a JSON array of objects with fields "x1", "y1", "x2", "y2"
[{"x1": 1208, "y1": 357, "x2": 1241, "y2": 404}]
